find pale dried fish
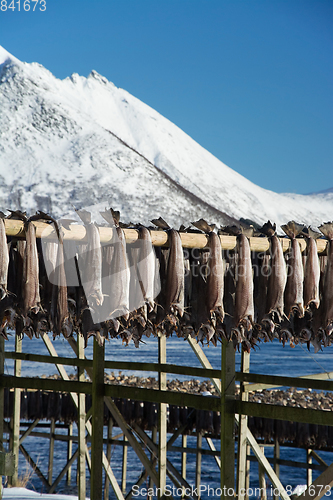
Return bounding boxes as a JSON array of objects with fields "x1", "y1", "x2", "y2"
[
  {"x1": 303, "y1": 229, "x2": 321, "y2": 310},
  {"x1": 282, "y1": 221, "x2": 304, "y2": 318},
  {"x1": 23, "y1": 220, "x2": 41, "y2": 315}
]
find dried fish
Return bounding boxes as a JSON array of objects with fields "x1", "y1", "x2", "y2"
[
  {"x1": 206, "y1": 231, "x2": 224, "y2": 321},
  {"x1": 108, "y1": 226, "x2": 130, "y2": 320},
  {"x1": 303, "y1": 228, "x2": 321, "y2": 310},
  {"x1": 137, "y1": 226, "x2": 157, "y2": 312},
  {"x1": 0, "y1": 216, "x2": 9, "y2": 299},
  {"x1": 165, "y1": 229, "x2": 185, "y2": 317},
  {"x1": 318, "y1": 222, "x2": 333, "y2": 335},
  {"x1": 23, "y1": 220, "x2": 41, "y2": 316},
  {"x1": 282, "y1": 221, "x2": 304, "y2": 319},
  {"x1": 77, "y1": 211, "x2": 104, "y2": 311},
  {"x1": 50, "y1": 235, "x2": 72, "y2": 338},
  {"x1": 260, "y1": 221, "x2": 287, "y2": 324},
  {"x1": 233, "y1": 233, "x2": 254, "y2": 333}
]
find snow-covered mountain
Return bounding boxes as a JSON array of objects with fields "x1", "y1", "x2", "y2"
[{"x1": 0, "y1": 46, "x2": 332, "y2": 229}]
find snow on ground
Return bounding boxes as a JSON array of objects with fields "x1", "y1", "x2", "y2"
[{"x1": 2, "y1": 487, "x2": 88, "y2": 499}]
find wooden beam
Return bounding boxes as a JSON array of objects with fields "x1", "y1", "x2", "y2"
[
  {"x1": 0, "y1": 336, "x2": 4, "y2": 499},
  {"x1": 239, "y1": 372, "x2": 333, "y2": 392},
  {"x1": 237, "y1": 350, "x2": 250, "y2": 500},
  {"x1": 19, "y1": 444, "x2": 49, "y2": 490},
  {"x1": 300, "y1": 462, "x2": 333, "y2": 500},
  {"x1": 19, "y1": 419, "x2": 40, "y2": 445},
  {"x1": 196, "y1": 433, "x2": 202, "y2": 495},
  {"x1": 11, "y1": 335, "x2": 22, "y2": 486},
  {"x1": 5, "y1": 218, "x2": 328, "y2": 253},
  {"x1": 273, "y1": 438, "x2": 280, "y2": 500},
  {"x1": 220, "y1": 339, "x2": 235, "y2": 496},
  {"x1": 245, "y1": 371, "x2": 333, "y2": 392},
  {"x1": 77, "y1": 333, "x2": 86, "y2": 500},
  {"x1": 49, "y1": 448, "x2": 79, "y2": 494},
  {"x1": 122, "y1": 435, "x2": 128, "y2": 494},
  {"x1": 90, "y1": 339, "x2": 105, "y2": 500},
  {"x1": 307, "y1": 449, "x2": 312, "y2": 487},
  {"x1": 258, "y1": 447, "x2": 267, "y2": 500},
  {"x1": 234, "y1": 401, "x2": 333, "y2": 426},
  {"x1": 48, "y1": 419, "x2": 55, "y2": 485},
  {"x1": 104, "y1": 419, "x2": 113, "y2": 500},
  {"x1": 206, "y1": 437, "x2": 221, "y2": 469},
  {"x1": 158, "y1": 334, "x2": 167, "y2": 499}
]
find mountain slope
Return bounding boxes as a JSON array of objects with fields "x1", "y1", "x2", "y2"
[{"x1": 0, "y1": 46, "x2": 332, "y2": 228}]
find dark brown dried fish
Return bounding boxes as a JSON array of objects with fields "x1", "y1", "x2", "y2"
[
  {"x1": 233, "y1": 233, "x2": 254, "y2": 332},
  {"x1": 165, "y1": 229, "x2": 185, "y2": 317},
  {"x1": 282, "y1": 221, "x2": 304, "y2": 318},
  {"x1": 318, "y1": 222, "x2": 333, "y2": 335},
  {"x1": 50, "y1": 236, "x2": 72, "y2": 338},
  {"x1": 261, "y1": 221, "x2": 287, "y2": 323},
  {"x1": 206, "y1": 232, "x2": 224, "y2": 321}
]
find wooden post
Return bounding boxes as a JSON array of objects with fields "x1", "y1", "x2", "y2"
[
  {"x1": 307, "y1": 449, "x2": 312, "y2": 487},
  {"x1": 77, "y1": 333, "x2": 86, "y2": 500},
  {"x1": 90, "y1": 338, "x2": 105, "y2": 500},
  {"x1": 48, "y1": 418, "x2": 55, "y2": 485},
  {"x1": 158, "y1": 334, "x2": 167, "y2": 499},
  {"x1": 236, "y1": 349, "x2": 250, "y2": 499},
  {"x1": 220, "y1": 339, "x2": 235, "y2": 497},
  {"x1": 258, "y1": 446, "x2": 267, "y2": 500},
  {"x1": 149, "y1": 426, "x2": 157, "y2": 499},
  {"x1": 121, "y1": 435, "x2": 128, "y2": 494},
  {"x1": 104, "y1": 419, "x2": 113, "y2": 500},
  {"x1": 0, "y1": 336, "x2": 4, "y2": 498},
  {"x1": 10, "y1": 335, "x2": 22, "y2": 486},
  {"x1": 273, "y1": 438, "x2": 280, "y2": 500},
  {"x1": 245, "y1": 445, "x2": 250, "y2": 500},
  {"x1": 66, "y1": 423, "x2": 73, "y2": 485},
  {"x1": 181, "y1": 434, "x2": 187, "y2": 481},
  {"x1": 196, "y1": 432, "x2": 202, "y2": 496}
]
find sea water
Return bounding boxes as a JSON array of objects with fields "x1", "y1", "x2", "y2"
[{"x1": 2, "y1": 333, "x2": 333, "y2": 498}]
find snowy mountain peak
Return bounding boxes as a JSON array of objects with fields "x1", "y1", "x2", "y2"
[{"x1": 0, "y1": 46, "x2": 332, "y2": 228}]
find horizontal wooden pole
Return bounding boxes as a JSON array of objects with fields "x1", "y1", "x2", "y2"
[
  {"x1": 233, "y1": 401, "x2": 333, "y2": 426},
  {"x1": 4, "y1": 219, "x2": 328, "y2": 253},
  {"x1": 0, "y1": 374, "x2": 219, "y2": 410},
  {"x1": 104, "y1": 384, "x2": 220, "y2": 411},
  {"x1": 245, "y1": 371, "x2": 333, "y2": 392},
  {"x1": 0, "y1": 375, "x2": 92, "y2": 394},
  {"x1": 5, "y1": 351, "x2": 221, "y2": 379},
  {"x1": 237, "y1": 372, "x2": 333, "y2": 392}
]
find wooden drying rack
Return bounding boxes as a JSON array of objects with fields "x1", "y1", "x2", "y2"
[{"x1": 3, "y1": 219, "x2": 329, "y2": 253}]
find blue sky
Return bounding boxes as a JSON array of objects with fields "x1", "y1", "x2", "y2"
[{"x1": 1, "y1": 0, "x2": 332, "y2": 194}]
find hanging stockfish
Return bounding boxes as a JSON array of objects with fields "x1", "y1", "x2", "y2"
[
  {"x1": 23, "y1": 218, "x2": 41, "y2": 317},
  {"x1": 318, "y1": 223, "x2": 333, "y2": 336},
  {"x1": 231, "y1": 228, "x2": 255, "y2": 349},
  {"x1": 281, "y1": 221, "x2": 305, "y2": 319},
  {"x1": 259, "y1": 221, "x2": 287, "y2": 338},
  {"x1": 76, "y1": 210, "x2": 103, "y2": 310},
  {"x1": 0, "y1": 214, "x2": 9, "y2": 300},
  {"x1": 151, "y1": 218, "x2": 185, "y2": 327},
  {"x1": 100, "y1": 209, "x2": 130, "y2": 322},
  {"x1": 165, "y1": 229, "x2": 185, "y2": 319},
  {"x1": 303, "y1": 228, "x2": 321, "y2": 311},
  {"x1": 137, "y1": 226, "x2": 157, "y2": 313},
  {"x1": 191, "y1": 219, "x2": 224, "y2": 344},
  {"x1": 50, "y1": 228, "x2": 72, "y2": 338}
]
